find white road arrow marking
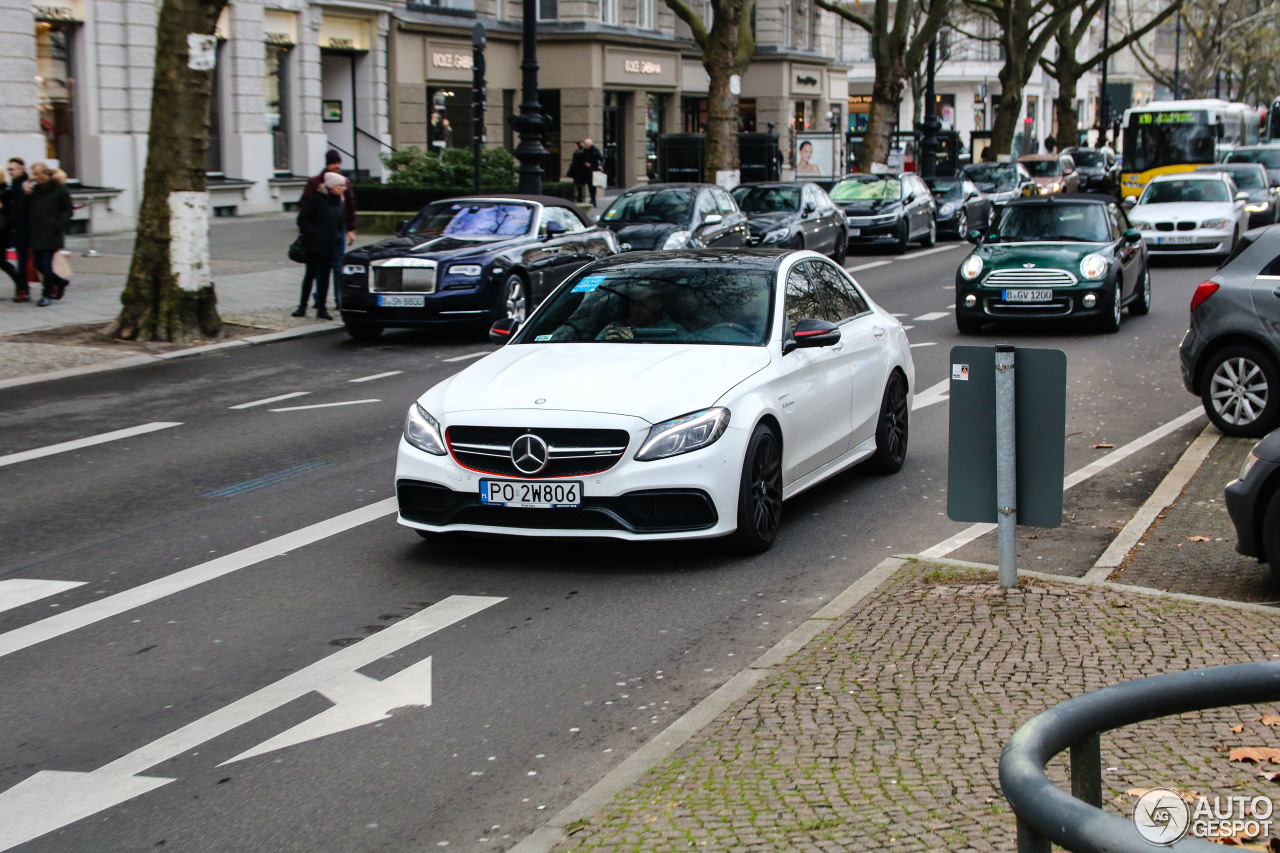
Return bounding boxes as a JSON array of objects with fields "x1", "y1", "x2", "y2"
[
  {"x1": 911, "y1": 378, "x2": 950, "y2": 411},
  {"x1": 0, "y1": 579, "x2": 85, "y2": 614},
  {"x1": 0, "y1": 594, "x2": 503, "y2": 852}
]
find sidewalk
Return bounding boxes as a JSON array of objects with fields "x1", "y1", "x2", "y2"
[{"x1": 517, "y1": 429, "x2": 1280, "y2": 852}]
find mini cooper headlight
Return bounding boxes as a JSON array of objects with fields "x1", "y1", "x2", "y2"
[
  {"x1": 341, "y1": 264, "x2": 367, "y2": 276},
  {"x1": 448, "y1": 264, "x2": 483, "y2": 277},
  {"x1": 635, "y1": 408, "x2": 730, "y2": 461},
  {"x1": 1200, "y1": 218, "x2": 1232, "y2": 230},
  {"x1": 762, "y1": 227, "x2": 791, "y2": 244},
  {"x1": 1080, "y1": 254, "x2": 1109, "y2": 280},
  {"x1": 960, "y1": 255, "x2": 984, "y2": 280},
  {"x1": 404, "y1": 403, "x2": 447, "y2": 456}
]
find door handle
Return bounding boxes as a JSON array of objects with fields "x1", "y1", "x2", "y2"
[{"x1": 873, "y1": 326, "x2": 886, "y2": 337}]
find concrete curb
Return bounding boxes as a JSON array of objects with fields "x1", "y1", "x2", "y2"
[{"x1": 0, "y1": 322, "x2": 344, "y2": 391}]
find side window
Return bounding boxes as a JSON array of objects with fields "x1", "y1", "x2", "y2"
[
  {"x1": 1261, "y1": 252, "x2": 1280, "y2": 276},
  {"x1": 819, "y1": 189, "x2": 837, "y2": 211},
  {"x1": 785, "y1": 262, "x2": 829, "y2": 322},
  {"x1": 696, "y1": 191, "x2": 719, "y2": 221},
  {"x1": 1107, "y1": 204, "x2": 1125, "y2": 238},
  {"x1": 712, "y1": 188, "x2": 737, "y2": 215},
  {"x1": 543, "y1": 207, "x2": 585, "y2": 233},
  {"x1": 811, "y1": 261, "x2": 869, "y2": 321},
  {"x1": 802, "y1": 186, "x2": 819, "y2": 210}
]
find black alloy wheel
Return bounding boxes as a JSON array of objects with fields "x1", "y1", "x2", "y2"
[
  {"x1": 832, "y1": 229, "x2": 848, "y2": 264},
  {"x1": 867, "y1": 371, "x2": 910, "y2": 474},
  {"x1": 1201, "y1": 344, "x2": 1280, "y2": 437},
  {"x1": 729, "y1": 424, "x2": 783, "y2": 554},
  {"x1": 894, "y1": 218, "x2": 910, "y2": 254}
]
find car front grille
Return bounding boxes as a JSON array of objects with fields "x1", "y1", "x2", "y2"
[
  {"x1": 983, "y1": 296, "x2": 1074, "y2": 317},
  {"x1": 1154, "y1": 222, "x2": 1196, "y2": 232},
  {"x1": 983, "y1": 269, "x2": 1077, "y2": 288},
  {"x1": 446, "y1": 426, "x2": 631, "y2": 478},
  {"x1": 371, "y1": 264, "x2": 437, "y2": 293},
  {"x1": 1149, "y1": 242, "x2": 1221, "y2": 251}
]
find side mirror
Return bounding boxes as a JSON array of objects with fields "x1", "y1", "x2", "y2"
[
  {"x1": 904, "y1": 193, "x2": 916, "y2": 203},
  {"x1": 1122, "y1": 197, "x2": 1137, "y2": 211},
  {"x1": 1236, "y1": 191, "x2": 1250, "y2": 202},
  {"x1": 1123, "y1": 228, "x2": 1143, "y2": 243},
  {"x1": 803, "y1": 203, "x2": 816, "y2": 215},
  {"x1": 543, "y1": 220, "x2": 566, "y2": 239},
  {"x1": 489, "y1": 317, "x2": 520, "y2": 344},
  {"x1": 702, "y1": 213, "x2": 723, "y2": 226},
  {"x1": 790, "y1": 318, "x2": 842, "y2": 349},
  {"x1": 966, "y1": 229, "x2": 983, "y2": 244},
  {"x1": 396, "y1": 220, "x2": 410, "y2": 237}
]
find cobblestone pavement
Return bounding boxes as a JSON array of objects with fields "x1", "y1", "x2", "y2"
[{"x1": 550, "y1": 560, "x2": 1280, "y2": 852}]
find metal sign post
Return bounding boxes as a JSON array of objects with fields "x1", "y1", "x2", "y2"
[{"x1": 995, "y1": 344, "x2": 1017, "y2": 587}]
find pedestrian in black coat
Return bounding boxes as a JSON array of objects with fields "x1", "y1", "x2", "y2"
[
  {"x1": 568, "y1": 142, "x2": 589, "y2": 203},
  {"x1": 581, "y1": 138, "x2": 605, "y2": 205},
  {"x1": 26, "y1": 162, "x2": 72, "y2": 307},
  {"x1": 293, "y1": 172, "x2": 346, "y2": 320},
  {"x1": 4, "y1": 159, "x2": 31, "y2": 301}
]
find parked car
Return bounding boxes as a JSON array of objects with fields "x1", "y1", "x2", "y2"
[
  {"x1": 923, "y1": 176, "x2": 994, "y2": 238},
  {"x1": 830, "y1": 172, "x2": 936, "y2": 252},
  {"x1": 395, "y1": 249, "x2": 914, "y2": 553},
  {"x1": 597, "y1": 183, "x2": 749, "y2": 252},
  {"x1": 1178, "y1": 225, "x2": 1280, "y2": 437},
  {"x1": 1062, "y1": 146, "x2": 1120, "y2": 195},
  {"x1": 1225, "y1": 427, "x2": 1280, "y2": 570},
  {"x1": 1223, "y1": 144, "x2": 1280, "y2": 189},
  {"x1": 1125, "y1": 172, "x2": 1249, "y2": 259},
  {"x1": 335, "y1": 195, "x2": 617, "y2": 342},
  {"x1": 1018, "y1": 153, "x2": 1080, "y2": 195},
  {"x1": 955, "y1": 194, "x2": 1149, "y2": 334},
  {"x1": 959, "y1": 162, "x2": 1039, "y2": 208},
  {"x1": 731, "y1": 182, "x2": 847, "y2": 263},
  {"x1": 1195, "y1": 163, "x2": 1280, "y2": 229}
]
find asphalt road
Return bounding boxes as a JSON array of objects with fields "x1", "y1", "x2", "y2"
[{"x1": 0, "y1": 241, "x2": 1218, "y2": 851}]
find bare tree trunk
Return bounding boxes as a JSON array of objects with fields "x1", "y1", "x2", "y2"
[
  {"x1": 1054, "y1": 70, "x2": 1081, "y2": 149},
  {"x1": 860, "y1": 70, "x2": 904, "y2": 170},
  {"x1": 113, "y1": 0, "x2": 226, "y2": 342},
  {"x1": 704, "y1": 19, "x2": 742, "y2": 182},
  {"x1": 990, "y1": 76, "x2": 1025, "y2": 157}
]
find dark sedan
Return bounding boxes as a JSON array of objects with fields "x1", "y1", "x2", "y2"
[
  {"x1": 831, "y1": 172, "x2": 936, "y2": 252},
  {"x1": 1179, "y1": 225, "x2": 1280, "y2": 437},
  {"x1": 1062, "y1": 147, "x2": 1120, "y2": 195},
  {"x1": 336, "y1": 195, "x2": 618, "y2": 342},
  {"x1": 924, "y1": 176, "x2": 993, "y2": 238},
  {"x1": 1196, "y1": 163, "x2": 1280, "y2": 229},
  {"x1": 1224, "y1": 145, "x2": 1280, "y2": 189},
  {"x1": 731, "y1": 182, "x2": 847, "y2": 262},
  {"x1": 959, "y1": 162, "x2": 1039, "y2": 208},
  {"x1": 1225, "y1": 427, "x2": 1280, "y2": 570},
  {"x1": 598, "y1": 183, "x2": 749, "y2": 252}
]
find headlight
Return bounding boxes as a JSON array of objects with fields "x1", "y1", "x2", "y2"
[
  {"x1": 404, "y1": 403, "x2": 447, "y2": 456},
  {"x1": 662, "y1": 230, "x2": 695, "y2": 250},
  {"x1": 761, "y1": 227, "x2": 791, "y2": 244},
  {"x1": 872, "y1": 212, "x2": 898, "y2": 224},
  {"x1": 635, "y1": 408, "x2": 730, "y2": 461},
  {"x1": 960, "y1": 255, "x2": 984, "y2": 280},
  {"x1": 939, "y1": 203, "x2": 956, "y2": 217},
  {"x1": 1239, "y1": 452, "x2": 1261, "y2": 481},
  {"x1": 341, "y1": 264, "x2": 366, "y2": 276},
  {"x1": 448, "y1": 264, "x2": 483, "y2": 277},
  {"x1": 1200, "y1": 218, "x2": 1231, "y2": 230},
  {"x1": 992, "y1": 190, "x2": 1018, "y2": 203},
  {"x1": 1080, "y1": 254, "x2": 1109, "y2": 280},
  {"x1": 1129, "y1": 221, "x2": 1152, "y2": 231},
  {"x1": 1245, "y1": 201, "x2": 1271, "y2": 213}
]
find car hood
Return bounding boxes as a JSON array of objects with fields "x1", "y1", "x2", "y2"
[
  {"x1": 1131, "y1": 201, "x2": 1235, "y2": 222},
  {"x1": 977, "y1": 241, "x2": 1102, "y2": 269},
  {"x1": 601, "y1": 221, "x2": 684, "y2": 250},
  {"x1": 355, "y1": 234, "x2": 514, "y2": 261},
  {"x1": 744, "y1": 211, "x2": 798, "y2": 233},
  {"x1": 432, "y1": 343, "x2": 772, "y2": 421},
  {"x1": 971, "y1": 181, "x2": 1017, "y2": 194},
  {"x1": 838, "y1": 199, "x2": 901, "y2": 215}
]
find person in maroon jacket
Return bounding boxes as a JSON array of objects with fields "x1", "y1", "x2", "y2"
[{"x1": 299, "y1": 149, "x2": 357, "y2": 310}]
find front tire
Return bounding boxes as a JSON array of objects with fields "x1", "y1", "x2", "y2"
[
  {"x1": 728, "y1": 424, "x2": 783, "y2": 554},
  {"x1": 893, "y1": 219, "x2": 910, "y2": 254},
  {"x1": 1129, "y1": 264, "x2": 1151, "y2": 316},
  {"x1": 344, "y1": 319, "x2": 383, "y2": 343},
  {"x1": 832, "y1": 229, "x2": 848, "y2": 265},
  {"x1": 1201, "y1": 344, "x2": 1280, "y2": 437},
  {"x1": 1264, "y1": 489, "x2": 1280, "y2": 571},
  {"x1": 866, "y1": 372, "x2": 909, "y2": 474},
  {"x1": 503, "y1": 274, "x2": 529, "y2": 322},
  {"x1": 1097, "y1": 278, "x2": 1122, "y2": 334},
  {"x1": 953, "y1": 210, "x2": 968, "y2": 241},
  {"x1": 919, "y1": 216, "x2": 936, "y2": 248},
  {"x1": 956, "y1": 308, "x2": 982, "y2": 335}
]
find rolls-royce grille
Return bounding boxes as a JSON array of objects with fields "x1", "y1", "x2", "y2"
[
  {"x1": 983, "y1": 269, "x2": 1077, "y2": 288},
  {"x1": 372, "y1": 267, "x2": 436, "y2": 293},
  {"x1": 447, "y1": 426, "x2": 631, "y2": 478}
]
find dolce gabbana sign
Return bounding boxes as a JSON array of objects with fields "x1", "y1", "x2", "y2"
[
  {"x1": 433, "y1": 52, "x2": 473, "y2": 70},
  {"x1": 605, "y1": 48, "x2": 677, "y2": 87},
  {"x1": 624, "y1": 59, "x2": 662, "y2": 75}
]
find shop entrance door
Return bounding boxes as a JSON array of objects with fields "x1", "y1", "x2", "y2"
[{"x1": 602, "y1": 94, "x2": 621, "y2": 188}]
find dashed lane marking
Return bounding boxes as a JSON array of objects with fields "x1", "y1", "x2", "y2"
[
  {"x1": 228, "y1": 392, "x2": 309, "y2": 410},
  {"x1": 269, "y1": 399, "x2": 381, "y2": 412},
  {"x1": 349, "y1": 371, "x2": 403, "y2": 383},
  {"x1": 913, "y1": 311, "x2": 950, "y2": 322},
  {"x1": 0, "y1": 423, "x2": 182, "y2": 469},
  {"x1": 0, "y1": 580, "x2": 86, "y2": 615},
  {"x1": 847, "y1": 261, "x2": 892, "y2": 273},
  {"x1": 909, "y1": 341, "x2": 937, "y2": 348},
  {"x1": 898, "y1": 245, "x2": 963, "y2": 260},
  {"x1": 442, "y1": 351, "x2": 489, "y2": 363}
]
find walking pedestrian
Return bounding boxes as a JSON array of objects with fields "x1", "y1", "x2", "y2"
[
  {"x1": 581, "y1": 138, "x2": 605, "y2": 206},
  {"x1": 25, "y1": 162, "x2": 71, "y2": 307},
  {"x1": 293, "y1": 171, "x2": 346, "y2": 320},
  {"x1": 4, "y1": 158, "x2": 32, "y2": 302},
  {"x1": 568, "y1": 142, "x2": 589, "y2": 203},
  {"x1": 300, "y1": 149, "x2": 357, "y2": 309}
]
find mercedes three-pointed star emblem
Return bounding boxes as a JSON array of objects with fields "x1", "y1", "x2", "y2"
[{"x1": 511, "y1": 433, "x2": 549, "y2": 475}]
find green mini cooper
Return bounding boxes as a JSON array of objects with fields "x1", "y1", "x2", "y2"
[{"x1": 954, "y1": 195, "x2": 1151, "y2": 334}]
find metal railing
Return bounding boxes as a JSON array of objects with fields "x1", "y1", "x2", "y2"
[{"x1": 1000, "y1": 660, "x2": 1280, "y2": 852}]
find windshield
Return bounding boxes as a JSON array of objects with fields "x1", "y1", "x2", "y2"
[
  {"x1": 1022, "y1": 160, "x2": 1063, "y2": 178},
  {"x1": 732, "y1": 185, "x2": 801, "y2": 213},
  {"x1": 1070, "y1": 151, "x2": 1106, "y2": 168},
  {"x1": 1226, "y1": 148, "x2": 1280, "y2": 169},
  {"x1": 1122, "y1": 112, "x2": 1215, "y2": 173},
  {"x1": 405, "y1": 202, "x2": 535, "y2": 239},
  {"x1": 961, "y1": 164, "x2": 1020, "y2": 188},
  {"x1": 927, "y1": 180, "x2": 963, "y2": 200},
  {"x1": 514, "y1": 264, "x2": 775, "y2": 346},
  {"x1": 601, "y1": 189, "x2": 695, "y2": 224},
  {"x1": 988, "y1": 204, "x2": 1111, "y2": 243},
  {"x1": 1213, "y1": 168, "x2": 1265, "y2": 189},
  {"x1": 1140, "y1": 179, "x2": 1231, "y2": 204},
  {"x1": 830, "y1": 178, "x2": 901, "y2": 201}
]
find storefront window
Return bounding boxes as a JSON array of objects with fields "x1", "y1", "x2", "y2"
[
  {"x1": 35, "y1": 20, "x2": 77, "y2": 179},
  {"x1": 428, "y1": 87, "x2": 473, "y2": 151},
  {"x1": 738, "y1": 98, "x2": 756, "y2": 132},
  {"x1": 266, "y1": 44, "x2": 290, "y2": 173}
]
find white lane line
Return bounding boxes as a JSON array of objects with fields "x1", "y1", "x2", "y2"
[
  {"x1": 912, "y1": 311, "x2": 949, "y2": 322},
  {"x1": 891, "y1": 313, "x2": 908, "y2": 318},
  {"x1": 919, "y1": 406, "x2": 1206, "y2": 558},
  {"x1": 848, "y1": 261, "x2": 893, "y2": 272},
  {"x1": 349, "y1": 371, "x2": 403, "y2": 383},
  {"x1": 228, "y1": 392, "x2": 309, "y2": 410},
  {"x1": 901, "y1": 325, "x2": 914, "y2": 331},
  {"x1": 0, "y1": 580, "x2": 86, "y2": 615},
  {"x1": 0, "y1": 423, "x2": 182, "y2": 469},
  {"x1": 909, "y1": 341, "x2": 937, "y2": 348},
  {"x1": 900, "y1": 245, "x2": 961, "y2": 260},
  {"x1": 911, "y1": 378, "x2": 950, "y2": 411},
  {"x1": 269, "y1": 399, "x2": 381, "y2": 412},
  {"x1": 442, "y1": 351, "x2": 489, "y2": 363},
  {"x1": 0, "y1": 498, "x2": 398, "y2": 660}
]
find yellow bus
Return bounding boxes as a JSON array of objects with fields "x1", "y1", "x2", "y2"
[{"x1": 1120, "y1": 99, "x2": 1262, "y2": 198}]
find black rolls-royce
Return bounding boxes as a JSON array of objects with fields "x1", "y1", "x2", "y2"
[{"x1": 337, "y1": 195, "x2": 619, "y2": 342}]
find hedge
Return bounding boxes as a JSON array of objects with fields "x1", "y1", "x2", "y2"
[{"x1": 353, "y1": 181, "x2": 577, "y2": 212}]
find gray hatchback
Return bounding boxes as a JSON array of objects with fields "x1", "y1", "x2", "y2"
[{"x1": 1179, "y1": 225, "x2": 1280, "y2": 436}]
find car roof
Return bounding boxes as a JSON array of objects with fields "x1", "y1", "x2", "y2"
[
  {"x1": 1149, "y1": 172, "x2": 1228, "y2": 182},
  {"x1": 619, "y1": 183, "x2": 712, "y2": 191},
  {"x1": 585, "y1": 248, "x2": 794, "y2": 272},
  {"x1": 733, "y1": 182, "x2": 813, "y2": 189},
  {"x1": 1002, "y1": 193, "x2": 1114, "y2": 206},
  {"x1": 1197, "y1": 163, "x2": 1266, "y2": 172},
  {"x1": 1017, "y1": 154, "x2": 1060, "y2": 161}
]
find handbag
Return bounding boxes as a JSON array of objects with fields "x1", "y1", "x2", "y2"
[
  {"x1": 52, "y1": 250, "x2": 72, "y2": 280},
  {"x1": 591, "y1": 171, "x2": 607, "y2": 189},
  {"x1": 288, "y1": 234, "x2": 306, "y2": 263}
]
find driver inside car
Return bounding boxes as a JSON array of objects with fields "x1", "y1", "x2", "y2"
[{"x1": 597, "y1": 284, "x2": 688, "y2": 341}]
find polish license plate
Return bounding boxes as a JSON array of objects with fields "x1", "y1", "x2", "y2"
[
  {"x1": 1002, "y1": 289, "x2": 1054, "y2": 302},
  {"x1": 480, "y1": 479, "x2": 581, "y2": 508},
  {"x1": 1157, "y1": 235, "x2": 1193, "y2": 245},
  {"x1": 848, "y1": 228, "x2": 861, "y2": 236},
  {"x1": 378, "y1": 294, "x2": 425, "y2": 307}
]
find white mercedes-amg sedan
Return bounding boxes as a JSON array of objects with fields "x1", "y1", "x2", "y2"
[{"x1": 395, "y1": 249, "x2": 914, "y2": 553}]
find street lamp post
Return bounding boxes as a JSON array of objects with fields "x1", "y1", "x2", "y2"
[
  {"x1": 919, "y1": 37, "x2": 941, "y2": 179},
  {"x1": 509, "y1": 0, "x2": 548, "y2": 194},
  {"x1": 1099, "y1": 0, "x2": 1110, "y2": 146}
]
